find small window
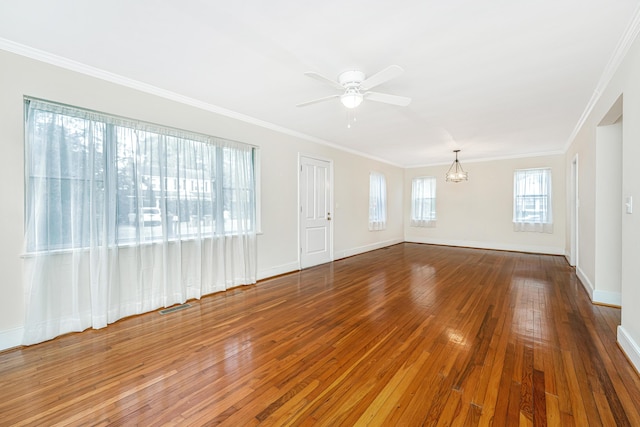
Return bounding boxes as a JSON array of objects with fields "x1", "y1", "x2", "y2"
[
  {"x1": 513, "y1": 168, "x2": 553, "y2": 233},
  {"x1": 369, "y1": 172, "x2": 387, "y2": 231},
  {"x1": 411, "y1": 176, "x2": 436, "y2": 227}
]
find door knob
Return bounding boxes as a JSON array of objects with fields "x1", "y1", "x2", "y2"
[{"x1": 327, "y1": 212, "x2": 332, "y2": 221}]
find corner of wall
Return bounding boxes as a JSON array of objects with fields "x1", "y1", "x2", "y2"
[
  {"x1": 592, "y1": 290, "x2": 622, "y2": 307},
  {"x1": 575, "y1": 266, "x2": 622, "y2": 306},
  {"x1": 576, "y1": 266, "x2": 595, "y2": 300},
  {"x1": 618, "y1": 325, "x2": 640, "y2": 374},
  {"x1": 564, "y1": 252, "x2": 572, "y2": 266}
]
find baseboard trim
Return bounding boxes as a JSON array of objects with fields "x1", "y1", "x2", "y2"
[
  {"x1": 334, "y1": 238, "x2": 403, "y2": 261},
  {"x1": 593, "y1": 290, "x2": 622, "y2": 307},
  {"x1": 618, "y1": 325, "x2": 640, "y2": 375},
  {"x1": 576, "y1": 266, "x2": 595, "y2": 300},
  {"x1": 257, "y1": 262, "x2": 300, "y2": 281},
  {"x1": 256, "y1": 239, "x2": 404, "y2": 281},
  {"x1": 564, "y1": 253, "x2": 575, "y2": 266},
  {"x1": 0, "y1": 326, "x2": 23, "y2": 352},
  {"x1": 404, "y1": 236, "x2": 565, "y2": 256},
  {"x1": 575, "y1": 267, "x2": 621, "y2": 306}
]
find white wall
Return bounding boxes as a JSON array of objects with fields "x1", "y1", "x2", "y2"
[
  {"x1": 569, "y1": 108, "x2": 623, "y2": 306},
  {"x1": 0, "y1": 49, "x2": 404, "y2": 350},
  {"x1": 404, "y1": 155, "x2": 566, "y2": 255},
  {"x1": 565, "y1": 31, "x2": 640, "y2": 372},
  {"x1": 594, "y1": 121, "x2": 622, "y2": 305}
]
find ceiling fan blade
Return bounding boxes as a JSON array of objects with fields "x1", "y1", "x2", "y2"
[
  {"x1": 296, "y1": 94, "x2": 340, "y2": 107},
  {"x1": 364, "y1": 91, "x2": 412, "y2": 107},
  {"x1": 360, "y1": 65, "x2": 404, "y2": 91},
  {"x1": 304, "y1": 71, "x2": 345, "y2": 91}
]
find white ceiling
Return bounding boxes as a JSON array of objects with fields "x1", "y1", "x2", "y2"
[{"x1": 1, "y1": 0, "x2": 639, "y2": 166}]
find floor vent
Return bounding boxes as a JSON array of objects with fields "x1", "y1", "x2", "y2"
[{"x1": 159, "y1": 303, "x2": 191, "y2": 315}]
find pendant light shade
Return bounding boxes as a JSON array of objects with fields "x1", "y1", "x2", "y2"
[{"x1": 445, "y1": 150, "x2": 468, "y2": 182}]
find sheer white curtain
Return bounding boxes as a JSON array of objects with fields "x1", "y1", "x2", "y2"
[
  {"x1": 411, "y1": 176, "x2": 436, "y2": 227},
  {"x1": 513, "y1": 168, "x2": 553, "y2": 233},
  {"x1": 369, "y1": 172, "x2": 387, "y2": 231},
  {"x1": 23, "y1": 99, "x2": 257, "y2": 345}
]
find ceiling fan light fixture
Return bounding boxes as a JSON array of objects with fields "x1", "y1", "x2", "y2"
[
  {"x1": 298, "y1": 65, "x2": 410, "y2": 109},
  {"x1": 446, "y1": 150, "x2": 468, "y2": 183},
  {"x1": 341, "y1": 90, "x2": 363, "y2": 109}
]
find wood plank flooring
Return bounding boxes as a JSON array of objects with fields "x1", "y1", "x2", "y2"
[{"x1": 1, "y1": 243, "x2": 640, "y2": 425}]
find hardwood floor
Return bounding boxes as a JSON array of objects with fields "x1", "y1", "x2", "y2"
[{"x1": 1, "y1": 243, "x2": 639, "y2": 426}]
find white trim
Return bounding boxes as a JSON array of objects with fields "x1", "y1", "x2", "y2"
[
  {"x1": 406, "y1": 149, "x2": 566, "y2": 169},
  {"x1": 257, "y1": 262, "x2": 300, "y2": 281},
  {"x1": 298, "y1": 154, "x2": 334, "y2": 269},
  {"x1": 576, "y1": 266, "x2": 595, "y2": 300},
  {"x1": 334, "y1": 238, "x2": 403, "y2": 260},
  {"x1": 0, "y1": 38, "x2": 401, "y2": 168},
  {"x1": 593, "y1": 290, "x2": 621, "y2": 307},
  {"x1": 404, "y1": 236, "x2": 564, "y2": 255},
  {"x1": 569, "y1": 154, "x2": 579, "y2": 267},
  {"x1": 564, "y1": 3, "x2": 640, "y2": 152},
  {"x1": 254, "y1": 148, "x2": 263, "y2": 234},
  {"x1": 0, "y1": 326, "x2": 24, "y2": 352},
  {"x1": 258, "y1": 239, "x2": 404, "y2": 279},
  {"x1": 575, "y1": 266, "x2": 621, "y2": 306},
  {"x1": 618, "y1": 326, "x2": 640, "y2": 374}
]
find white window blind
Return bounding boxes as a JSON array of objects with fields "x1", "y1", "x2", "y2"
[
  {"x1": 369, "y1": 172, "x2": 387, "y2": 231},
  {"x1": 513, "y1": 168, "x2": 553, "y2": 233},
  {"x1": 411, "y1": 176, "x2": 436, "y2": 227}
]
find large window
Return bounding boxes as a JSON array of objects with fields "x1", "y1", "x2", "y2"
[
  {"x1": 411, "y1": 176, "x2": 436, "y2": 227},
  {"x1": 23, "y1": 98, "x2": 258, "y2": 345},
  {"x1": 513, "y1": 168, "x2": 553, "y2": 233},
  {"x1": 25, "y1": 99, "x2": 256, "y2": 252},
  {"x1": 369, "y1": 172, "x2": 387, "y2": 231}
]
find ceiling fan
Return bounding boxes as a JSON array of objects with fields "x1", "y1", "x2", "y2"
[{"x1": 297, "y1": 65, "x2": 411, "y2": 109}]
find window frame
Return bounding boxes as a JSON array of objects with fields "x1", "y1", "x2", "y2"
[
  {"x1": 24, "y1": 97, "x2": 260, "y2": 253},
  {"x1": 410, "y1": 176, "x2": 437, "y2": 227},
  {"x1": 513, "y1": 167, "x2": 553, "y2": 233},
  {"x1": 368, "y1": 171, "x2": 387, "y2": 231}
]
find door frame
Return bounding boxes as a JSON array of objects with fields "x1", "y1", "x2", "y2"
[
  {"x1": 298, "y1": 153, "x2": 334, "y2": 269},
  {"x1": 570, "y1": 154, "x2": 579, "y2": 267}
]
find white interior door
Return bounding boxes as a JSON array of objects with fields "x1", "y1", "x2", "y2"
[{"x1": 300, "y1": 155, "x2": 332, "y2": 269}]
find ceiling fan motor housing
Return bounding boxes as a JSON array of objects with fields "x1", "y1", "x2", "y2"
[{"x1": 338, "y1": 70, "x2": 366, "y2": 88}]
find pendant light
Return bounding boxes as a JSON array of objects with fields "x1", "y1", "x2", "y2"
[{"x1": 445, "y1": 150, "x2": 468, "y2": 182}]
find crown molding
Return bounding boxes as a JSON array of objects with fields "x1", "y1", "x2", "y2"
[
  {"x1": 406, "y1": 149, "x2": 566, "y2": 169},
  {"x1": 0, "y1": 38, "x2": 402, "y2": 168},
  {"x1": 564, "y1": 3, "x2": 640, "y2": 151}
]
